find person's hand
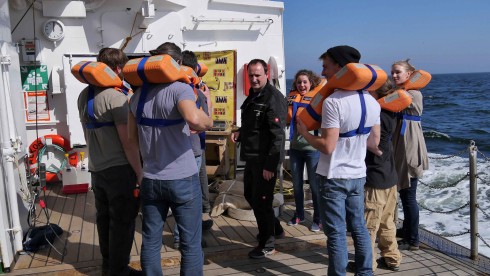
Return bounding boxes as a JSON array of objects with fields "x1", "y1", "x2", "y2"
[
  {"x1": 263, "y1": 169, "x2": 275, "y2": 181},
  {"x1": 201, "y1": 83, "x2": 210, "y2": 98},
  {"x1": 231, "y1": 131, "x2": 240, "y2": 143},
  {"x1": 373, "y1": 148, "x2": 383, "y2": 157},
  {"x1": 296, "y1": 118, "x2": 308, "y2": 136},
  {"x1": 201, "y1": 84, "x2": 213, "y2": 112}
]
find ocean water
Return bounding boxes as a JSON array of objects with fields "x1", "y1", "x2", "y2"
[{"x1": 285, "y1": 73, "x2": 490, "y2": 257}]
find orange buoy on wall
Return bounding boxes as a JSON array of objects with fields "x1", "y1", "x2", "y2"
[{"x1": 298, "y1": 63, "x2": 387, "y2": 130}]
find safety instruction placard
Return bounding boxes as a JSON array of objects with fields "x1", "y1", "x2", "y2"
[
  {"x1": 20, "y1": 65, "x2": 51, "y2": 122},
  {"x1": 24, "y1": 91, "x2": 50, "y2": 122},
  {"x1": 195, "y1": 50, "x2": 236, "y2": 125}
]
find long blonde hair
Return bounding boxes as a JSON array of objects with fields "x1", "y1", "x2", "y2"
[{"x1": 392, "y1": 58, "x2": 416, "y2": 73}]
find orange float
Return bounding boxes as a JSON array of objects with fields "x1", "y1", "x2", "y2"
[
  {"x1": 71, "y1": 61, "x2": 123, "y2": 87},
  {"x1": 401, "y1": 70, "x2": 432, "y2": 90},
  {"x1": 298, "y1": 63, "x2": 387, "y2": 130},
  {"x1": 287, "y1": 79, "x2": 327, "y2": 124},
  {"x1": 123, "y1": 54, "x2": 190, "y2": 86},
  {"x1": 28, "y1": 135, "x2": 78, "y2": 183},
  {"x1": 378, "y1": 89, "x2": 412, "y2": 112}
]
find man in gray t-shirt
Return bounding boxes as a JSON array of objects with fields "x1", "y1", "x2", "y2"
[
  {"x1": 78, "y1": 48, "x2": 143, "y2": 276},
  {"x1": 128, "y1": 42, "x2": 212, "y2": 275}
]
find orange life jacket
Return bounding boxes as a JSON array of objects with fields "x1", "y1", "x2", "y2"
[
  {"x1": 401, "y1": 70, "x2": 431, "y2": 90},
  {"x1": 122, "y1": 54, "x2": 190, "y2": 86},
  {"x1": 377, "y1": 89, "x2": 412, "y2": 112},
  {"x1": 298, "y1": 63, "x2": 387, "y2": 130},
  {"x1": 287, "y1": 78, "x2": 327, "y2": 124}
]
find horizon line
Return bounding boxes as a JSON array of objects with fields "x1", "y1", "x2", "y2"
[{"x1": 285, "y1": 71, "x2": 490, "y2": 79}]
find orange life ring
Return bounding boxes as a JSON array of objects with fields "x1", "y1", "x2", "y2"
[
  {"x1": 377, "y1": 89, "x2": 412, "y2": 112},
  {"x1": 28, "y1": 134, "x2": 78, "y2": 183},
  {"x1": 297, "y1": 63, "x2": 387, "y2": 130}
]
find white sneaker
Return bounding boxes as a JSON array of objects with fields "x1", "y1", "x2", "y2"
[{"x1": 310, "y1": 222, "x2": 322, "y2": 232}]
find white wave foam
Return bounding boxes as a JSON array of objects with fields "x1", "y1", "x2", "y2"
[
  {"x1": 398, "y1": 153, "x2": 490, "y2": 257},
  {"x1": 424, "y1": 130, "x2": 451, "y2": 139}
]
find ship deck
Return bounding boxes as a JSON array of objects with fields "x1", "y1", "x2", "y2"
[{"x1": 10, "y1": 182, "x2": 488, "y2": 275}]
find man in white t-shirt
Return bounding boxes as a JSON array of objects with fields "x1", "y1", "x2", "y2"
[{"x1": 297, "y1": 45, "x2": 381, "y2": 276}]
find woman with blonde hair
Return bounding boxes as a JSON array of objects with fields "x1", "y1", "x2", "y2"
[{"x1": 391, "y1": 59, "x2": 429, "y2": 251}]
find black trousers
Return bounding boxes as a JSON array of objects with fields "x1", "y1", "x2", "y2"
[
  {"x1": 243, "y1": 159, "x2": 283, "y2": 248},
  {"x1": 91, "y1": 164, "x2": 139, "y2": 276}
]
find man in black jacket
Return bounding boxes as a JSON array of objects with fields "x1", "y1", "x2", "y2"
[{"x1": 232, "y1": 59, "x2": 287, "y2": 259}]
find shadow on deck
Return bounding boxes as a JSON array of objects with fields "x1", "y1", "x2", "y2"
[{"x1": 9, "y1": 182, "x2": 489, "y2": 275}]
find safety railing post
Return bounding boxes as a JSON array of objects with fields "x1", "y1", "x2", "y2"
[{"x1": 468, "y1": 140, "x2": 478, "y2": 260}]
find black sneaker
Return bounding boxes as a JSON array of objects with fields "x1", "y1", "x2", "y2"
[
  {"x1": 396, "y1": 228, "x2": 404, "y2": 238},
  {"x1": 248, "y1": 246, "x2": 276, "y2": 259},
  {"x1": 398, "y1": 240, "x2": 419, "y2": 251},
  {"x1": 377, "y1": 257, "x2": 400, "y2": 271},
  {"x1": 202, "y1": 219, "x2": 214, "y2": 231},
  {"x1": 128, "y1": 267, "x2": 144, "y2": 276},
  {"x1": 346, "y1": 261, "x2": 356, "y2": 273}
]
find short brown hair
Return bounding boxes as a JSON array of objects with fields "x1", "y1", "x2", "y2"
[
  {"x1": 248, "y1": 59, "x2": 268, "y2": 74},
  {"x1": 149, "y1": 42, "x2": 182, "y2": 63},
  {"x1": 97, "y1": 48, "x2": 128, "y2": 71}
]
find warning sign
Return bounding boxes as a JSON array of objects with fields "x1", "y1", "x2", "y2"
[{"x1": 20, "y1": 65, "x2": 50, "y2": 122}]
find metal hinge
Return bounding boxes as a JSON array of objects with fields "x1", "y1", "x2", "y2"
[{"x1": 0, "y1": 55, "x2": 11, "y2": 65}]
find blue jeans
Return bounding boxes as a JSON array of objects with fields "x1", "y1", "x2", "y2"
[
  {"x1": 318, "y1": 176, "x2": 373, "y2": 276},
  {"x1": 140, "y1": 174, "x2": 203, "y2": 276},
  {"x1": 174, "y1": 156, "x2": 203, "y2": 242},
  {"x1": 290, "y1": 149, "x2": 320, "y2": 222},
  {"x1": 399, "y1": 177, "x2": 419, "y2": 246}
]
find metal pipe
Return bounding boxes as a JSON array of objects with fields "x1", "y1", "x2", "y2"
[
  {"x1": 0, "y1": 47, "x2": 24, "y2": 256},
  {"x1": 192, "y1": 16, "x2": 273, "y2": 24},
  {"x1": 468, "y1": 140, "x2": 478, "y2": 260}
]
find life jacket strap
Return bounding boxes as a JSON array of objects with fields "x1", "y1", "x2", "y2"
[
  {"x1": 339, "y1": 91, "x2": 371, "y2": 138},
  {"x1": 135, "y1": 82, "x2": 185, "y2": 127},
  {"x1": 289, "y1": 101, "x2": 309, "y2": 140},
  {"x1": 399, "y1": 113, "x2": 421, "y2": 136},
  {"x1": 85, "y1": 86, "x2": 115, "y2": 129}
]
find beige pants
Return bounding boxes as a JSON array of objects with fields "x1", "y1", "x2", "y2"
[{"x1": 364, "y1": 185, "x2": 402, "y2": 270}]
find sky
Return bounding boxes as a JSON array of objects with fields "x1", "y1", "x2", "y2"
[{"x1": 281, "y1": 0, "x2": 490, "y2": 79}]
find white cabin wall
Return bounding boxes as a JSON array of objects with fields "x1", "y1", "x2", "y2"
[{"x1": 9, "y1": 0, "x2": 285, "y2": 140}]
